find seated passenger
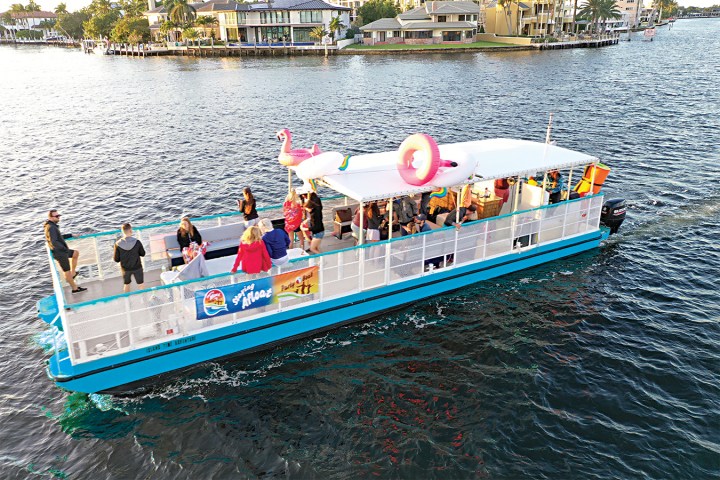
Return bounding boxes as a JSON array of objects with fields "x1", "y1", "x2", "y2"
[
  {"x1": 351, "y1": 204, "x2": 368, "y2": 240},
  {"x1": 176, "y1": 217, "x2": 202, "y2": 255},
  {"x1": 443, "y1": 205, "x2": 477, "y2": 228},
  {"x1": 413, "y1": 214, "x2": 432, "y2": 233},
  {"x1": 259, "y1": 218, "x2": 291, "y2": 266},
  {"x1": 230, "y1": 226, "x2": 271, "y2": 275}
]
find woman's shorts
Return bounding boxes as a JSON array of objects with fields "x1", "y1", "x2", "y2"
[
  {"x1": 313, "y1": 231, "x2": 325, "y2": 239},
  {"x1": 367, "y1": 229, "x2": 380, "y2": 241}
]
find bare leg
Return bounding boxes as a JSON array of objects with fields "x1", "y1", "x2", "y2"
[
  {"x1": 64, "y1": 271, "x2": 79, "y2": 290},
  {"x1": 310, "y1": 238, "x2": 322, "y2": 254},
  {"x1": 70, "y1": 250, "x2": 79, "y2": 276},
  {"x1": 137, "y1": 283, "x2": 145, "y2": 290},
  {"x1": 123, "y1": 283, "x2": 130, "y2": 293}
]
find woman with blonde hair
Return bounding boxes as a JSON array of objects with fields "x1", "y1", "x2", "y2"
[
  {"x1": 282, "y1": 188, "x2": 303, "y2": 249},
  {"x1": 230, "y1": 226, "x2": 271, "y2": 274}
]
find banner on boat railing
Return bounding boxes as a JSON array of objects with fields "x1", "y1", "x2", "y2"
[{"x1": 195, "y1": 266, "x2": 320, "y2": 320}]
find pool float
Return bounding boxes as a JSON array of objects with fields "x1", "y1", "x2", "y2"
[
  {"x1": 293, "y1": 151, "x2": 345, "y2": 192},
  {"x1": 397, "y1": 134, "x2": 476, "y2": 188},
  {"x1": 277, "y1": 129, "x2": 322, "y2": 167}
]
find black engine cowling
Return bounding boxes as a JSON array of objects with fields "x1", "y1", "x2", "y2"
[{"x1": 600, "y1": 199, "x2": 626, "y2": 234}]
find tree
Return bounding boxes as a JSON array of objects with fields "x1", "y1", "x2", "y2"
[
  {"x1": 25, "y1": 0, "x2": 41, "y2": 12},
  {"x1": 182, "y1": 26, "x2": 199, "y2": 45},
  {"x1": 496, "y1": 0, "x2": 514, "y2": 35},
  {"x1": 356, "y1": 0, "x2": 399, "y2": 26},
  {"x1": 9, "y1": 4, "x2": 26, "y2": 12},
  {"x1": 55, "y1": 3, "x2": 68, "y2": 15},
  {"x1": 159, "y1": 19, "x2": 179, "y2": 41},
  {"x1": 309, "y1": 25, "x2": 327, "y2": 43},
  {"x1": 119, "y1": 0, "x2": 151, "y2": 18},
  {"x1": 166, "y1": 0, "x2": 197, "y2": 24},
  {"x1": 111, "y1": 16, "x2": 150, "y2": 42},
  {"x1": 55, "y1": 10, "x2": 90, "y2": 39},
  {"x1": 195, "y1": 15, "x2": 218, "y2": 37},
  {"x1": 578, "y1": 0, "x2": 620, "y2": 32},
  {"x1": 328, "y1": 14, "x2": 346, "y2": 41},
  {"x1": 84, "y1": 11, "x2": 121, "y2": 38}
]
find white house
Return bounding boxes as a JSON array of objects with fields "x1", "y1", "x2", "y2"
[
  {"x1": 360, "y1": 1, "x2": 479, "y2": 45},
  {"x1": 145, "y1": 0, "x2": 351, "y2": 44},
  {"x1": 0, "y1": 10, "x2": 59, "y2": 39}
]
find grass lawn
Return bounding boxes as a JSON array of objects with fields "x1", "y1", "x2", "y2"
[{"x1": 345, "y1": 41, "x2": 515, "y2": 50}]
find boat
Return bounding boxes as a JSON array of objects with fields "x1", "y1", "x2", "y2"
[{"x1": 38, "y1": 130, "x2": 627, "y2": 394}]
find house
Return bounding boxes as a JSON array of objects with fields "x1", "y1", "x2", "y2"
[
  {"x1": 360, "y1": 1, "x2": 479, "y2": 45},
  {"x1": 483, "y1": 0, "x2": 579, "y2": 37},
  {"x1": 145, "y1": 0, "x2": 351, "y2": 44},
  {"x1": 0, "y1": 10, "x2": 58, "y2": 39}
]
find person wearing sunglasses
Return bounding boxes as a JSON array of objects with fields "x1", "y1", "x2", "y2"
[{"x1": 44, "y1": 209, "x2": 86, "y2": 293}]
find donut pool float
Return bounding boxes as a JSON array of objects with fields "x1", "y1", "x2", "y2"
[{"x1": 397, "y1": 134, "x2": 457, "y2": 186}]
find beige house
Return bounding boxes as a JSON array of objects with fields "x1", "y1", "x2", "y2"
[
  {"x1": 360, "y1": 1, "x2": 479, "y2": 45},
  {"x1": 483, "y1": 0, "x2": 576, "y2": 37}
]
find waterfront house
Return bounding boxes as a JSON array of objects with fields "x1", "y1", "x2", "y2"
[
  {"x1": 145, "y1": 0, "x2": 350, "y2": 44},
  {"x1": 360, "y1": 1, "x2": 479, "y2": 45},
  {"x1": 483, "y1": 0, "x2": 578, "y2": 36},
  {"x1": 0, "y1": 10, "x2": 58, "y2": 39}
]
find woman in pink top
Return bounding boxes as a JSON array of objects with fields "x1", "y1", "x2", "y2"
[{"x1": 283, "y1": 188, "x2": 304, "y2": 249}]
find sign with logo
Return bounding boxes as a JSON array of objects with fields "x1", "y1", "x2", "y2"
[{"x1": 194, "y1": 266, "x2": 319, "y2": 320}]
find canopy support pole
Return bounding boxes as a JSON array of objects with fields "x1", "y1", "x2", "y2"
[
  {"x1": 566, "y1": 166, "x2": 574, "y2": 199},
  {"x1": 358, "y1": 201, "x2": 364, "y2": 246},
  {"x1": 287, "y1": 169, "x2": 292, "y2": 195}
]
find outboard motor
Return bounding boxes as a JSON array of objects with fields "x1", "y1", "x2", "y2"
[{"x1": 600, "y1": 199, "x2": 626, "y2": 234}]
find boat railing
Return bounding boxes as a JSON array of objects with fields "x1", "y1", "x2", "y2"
[
  {"x1": 53, "y1": 194, "x2": 604, "y2": 366},
  {"x1": 62, "y1": 195, "x2": 351, "y2": 285}
]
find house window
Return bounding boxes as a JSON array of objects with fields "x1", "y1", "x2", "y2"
[
  {"x1": 260, "y1": 11, "x2": 290, "y2": 24},
  {"x1": 300, "y1": 11, "x2": 323, "y2": 23},
  {"x1": 442, "y1": 31, "x2": 461, "y2": 41},
  {"x1": 404, "y1": 30, "x2": 432, "y2": 39},
  {"x1": 392, "y1": 30, "x2": 401, "y2": 37},
  {"x1": 238, "y1": 12, "x2": 246, "y2": 24},
  {"x1": 437, "y1": 15, "x2": 447, "y2": 22},
  {"x1": 259, "y1": 25, "x2": 291, "y2": 41},
  {"x1": 293, "y1": 27, "x2": 314, "y2": 42}
]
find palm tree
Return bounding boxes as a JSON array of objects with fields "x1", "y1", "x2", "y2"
[
  {"x1": 328, "y1": 14, "x2": 346, "y2": 41},
  {"x1": 309, "y1": 25, "x2": 327, "y2": 44},
  {"x1": 496, "y1": 0, "x2": 514, "y2": 35},
  {"x1": 195, "y1": 15, "x2": 218, "y2": 38},
  {"x1": 160, "y1": 19, "x2": 178, "y2": 41},
  {"x1": 25, "y1": 0, "x2": 41, "y2": 12},
  {"x1": 183, "y1": 26, "x2": 199, "y2": 45},
  {"x1": 167, "y1": 0, "x2": 197, "y2": 25},
  {"x1": 55, "y1": 3, "x2": 68, "y2": 15},
  {"x1": 578, "y1": 0, "x2": 619, "y2": 33}
]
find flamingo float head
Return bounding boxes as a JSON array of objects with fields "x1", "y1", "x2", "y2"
[{"x1": 276, "y1": 128, "x2": 291, "y2": 142}]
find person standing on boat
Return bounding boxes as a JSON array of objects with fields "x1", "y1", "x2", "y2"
[
  {"x1": 395, "y1": 194, "x2": 418, "y2": 225},
  {"x1": 44, "y1": 209, "x2": 86, "y2": 294},
  {"x1": 237, "y1": 187, "x2": 259, "y2": 228},
  {"x1": 230, "y1": 226, "x2": 271, "y2": 275},
  {"x1": 176, "y1": 217, "x2": 202, "y2": 259},
  {"x1": 113, "y1": 223, "x2": 146, "y2": 293},
  {"x1": 259, "y1": 218, "x2": 291, "y2": 266},
  {"x1": 303, "y1": 192, "x2": 324, "y2": 254},
  {"x1": 547, "y1": 170, "x2": 566, "y2": 204},
  {"x1": 282, "y1": 189, "x2": 303, "y2": 249},
  {"x1": 366, "y1": 202, "x2": 383, "y2": 243}
]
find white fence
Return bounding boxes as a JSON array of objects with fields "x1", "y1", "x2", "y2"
[{"x1": 58, "y1": 195, "x2": 604, "y2": 365}]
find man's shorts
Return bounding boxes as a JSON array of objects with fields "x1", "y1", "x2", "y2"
[
  {"x1": 122, "y1": 269, "x2": 144, "y2": 285},
  {"x1": 52, "y1": 249, "x2": 75, "y2": 272}
]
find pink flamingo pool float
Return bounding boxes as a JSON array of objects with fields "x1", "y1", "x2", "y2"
[{"x1": 276, "y1": 129, "x2": 322, "y2": 167}]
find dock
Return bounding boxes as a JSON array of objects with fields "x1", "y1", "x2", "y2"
[{"x1": 534, "y1": 33, "x2": 620, "y2": 50}]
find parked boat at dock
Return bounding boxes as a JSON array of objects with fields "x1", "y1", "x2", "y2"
[{"x1": 38, "y1": 132, "x2": 626, "y2": 394}]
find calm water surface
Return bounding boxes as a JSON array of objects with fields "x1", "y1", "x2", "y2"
[{"x1": 1, "y1": 19, "x2": 719, "y2": 479}]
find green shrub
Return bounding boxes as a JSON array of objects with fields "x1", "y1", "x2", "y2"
[
  {"x1": 345, "y1": 26, "x2": 360, "y2": 39},
  {"x1": 16, "y1": 29, "x2": 44, "y2": 40}
]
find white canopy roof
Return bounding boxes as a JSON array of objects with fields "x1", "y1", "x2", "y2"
[{"x1": 319, "y1": 138, "x2": 598, "y2": 203}]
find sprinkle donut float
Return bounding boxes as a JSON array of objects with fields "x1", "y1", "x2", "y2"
[{"x1": 397, "y1": 133, "x2": 467, "y2": 186}]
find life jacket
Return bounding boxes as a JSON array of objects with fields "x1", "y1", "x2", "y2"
[{"x1": 575, "y1": 164, "x2": 610, "y2": 196}]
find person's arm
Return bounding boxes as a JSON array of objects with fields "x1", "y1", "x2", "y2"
[
  {"x1": 194, "y1": 226, "x2": 202, "y2": 244},
  {"x1": 113, "y1": 244, "x2": 120, "y2": 263},
  {"x1": 230, "y1": 245, "x2": 243, "y2": 273},
  {"x1": 49, "y1": 225, "x2": 67, "y2": 251},
  {"x1": 283, "y1": 230, "x2": 290, "y2": 248},
  {"x1": 139, "y1": 241, "x2": 146, "y2": 258},
  {"x1": 176, "y1": 230, "x2": 184, "y2": 249}
]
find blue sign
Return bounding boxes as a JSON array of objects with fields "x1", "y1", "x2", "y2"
[{"x1": 195, "y1": 277, "x2": 274, "y2": 320}]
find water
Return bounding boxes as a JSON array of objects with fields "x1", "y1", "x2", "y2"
[{"x1": 1, "y1": 19, "x2": 719, "y2": 478}]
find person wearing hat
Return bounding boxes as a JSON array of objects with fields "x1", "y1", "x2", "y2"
[
  {"x1": 402, "y1": 213, "x2": 432, "y2": 236},
  {"x1": 259, "y1": 218, "x2": 291, "y2": 266},
  {"x1": 44, "y1": 209, "x2": 86, "y2": 293}
]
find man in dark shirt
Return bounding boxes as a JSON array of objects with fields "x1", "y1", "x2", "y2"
[
  {"x1": 44, "y1": 209, "x2": 86, "y2": 293},
  {"x1": 113, "y1": 223, "x2": 146, "y2": 292},
  {"x1": 444, "y1": 205, "x2": 477, "y2": 228}
]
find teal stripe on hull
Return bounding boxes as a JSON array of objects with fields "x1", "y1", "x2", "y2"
[{"x1": 49, "y1": 230, "x2": 608, "y2": 394}]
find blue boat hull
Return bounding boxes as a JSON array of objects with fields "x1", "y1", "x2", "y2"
[{"x1": 48, "y1": 229, "x2": 609, "y2": 394}]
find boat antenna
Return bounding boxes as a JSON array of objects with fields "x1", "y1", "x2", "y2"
[{"x1": 545, "y1": 112, "x2": 554, "y2": 144}]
